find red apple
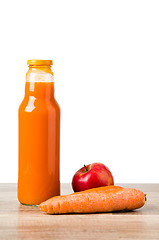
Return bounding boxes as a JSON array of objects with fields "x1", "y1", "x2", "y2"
[{"x1": 72, "y1": 162, "x2": 114, "y2": 192}]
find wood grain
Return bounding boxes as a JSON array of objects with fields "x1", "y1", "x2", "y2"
[{"x1": 0, "y1": 183, "x2": 159, "y2": 240}]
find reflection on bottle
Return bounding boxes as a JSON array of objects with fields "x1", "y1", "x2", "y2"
[{"x1": 25, "y1": 96, "x2": 36, "y2": 112}]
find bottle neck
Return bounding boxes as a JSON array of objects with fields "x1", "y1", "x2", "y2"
[
  {"x1": 25, "y1": 66, "x2": 54, "y2": 99},
  {"x1": 25, "y1": 82, "x2": 54, "y2": 99}
]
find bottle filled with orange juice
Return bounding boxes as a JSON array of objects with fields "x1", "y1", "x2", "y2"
[{"x1": 18, "y1": 60, "x2": 60, "y2": 205}]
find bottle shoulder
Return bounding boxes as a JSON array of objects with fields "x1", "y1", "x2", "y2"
[
  {"x1": 19, "y1": 96, "x2": 60, "y2": 114},
  {"x1": 53, "y1": 98, "x2": 60, "y2": 112}
]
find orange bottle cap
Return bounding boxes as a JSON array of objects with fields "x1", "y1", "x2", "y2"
[{"x1": 27, "y1": 59, "x2": 53, "y2": 66}]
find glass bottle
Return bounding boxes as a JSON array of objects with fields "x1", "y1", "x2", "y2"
[{"x1": 18, "y1": 60, "x2": 60, "y2": 205}]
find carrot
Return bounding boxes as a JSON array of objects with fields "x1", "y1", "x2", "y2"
[{"x1": 39, "y1": 185, "x2": 146, "y2": 214}]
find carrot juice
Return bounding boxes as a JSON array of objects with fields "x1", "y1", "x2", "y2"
[{"x1": 18, "y1": 60, "x2": 60, "y2": 205}]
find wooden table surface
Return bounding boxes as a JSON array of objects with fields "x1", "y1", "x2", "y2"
[{"x1": 0, "y1": 183, "x2": 159, "y2": 240}]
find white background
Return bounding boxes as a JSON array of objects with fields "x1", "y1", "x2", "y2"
[{"x1": 0, "y1": 0, "x2": 159, "y2": 183}]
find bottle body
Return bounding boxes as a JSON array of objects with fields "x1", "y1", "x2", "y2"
[{"x1": 18, "y1": 61, "x2": 60, "y2": 205}]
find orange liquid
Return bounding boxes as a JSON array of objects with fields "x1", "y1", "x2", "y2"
[{"x1": 18, "y1": 82, "x2": 60, "y2": 205}]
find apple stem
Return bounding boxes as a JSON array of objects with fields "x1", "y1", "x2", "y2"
[{"x1": 84, "y1": 164, "x2": 88, "y2": 172}]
